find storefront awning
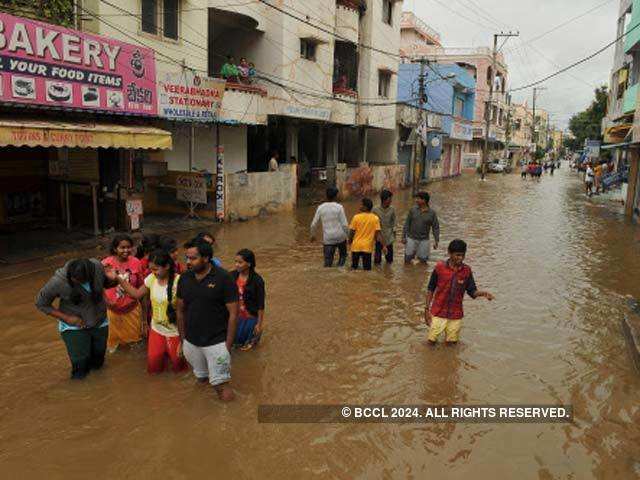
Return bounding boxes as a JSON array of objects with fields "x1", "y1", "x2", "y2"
[{"x1": 0, "y1": 119, "x2": 172, "y2": 150}]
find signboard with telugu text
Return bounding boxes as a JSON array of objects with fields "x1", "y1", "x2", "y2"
[{"x1": 0, "y1": 12, "x2": 157, "y2": 115}]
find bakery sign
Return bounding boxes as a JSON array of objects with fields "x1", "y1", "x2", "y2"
[
  {"x1": 157, "y1": 70, "x2": 225, "y2": 122},
  {"x1": 0, "y1": 12, "x2": 157, "y2": 115}
]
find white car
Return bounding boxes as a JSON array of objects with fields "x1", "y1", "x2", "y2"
[{"x1": 488, "y1": 160, "x2": 506, "y2": 173}]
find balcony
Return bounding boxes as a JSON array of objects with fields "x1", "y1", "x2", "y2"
[
  {"x1": 335, "y1": 0, "x2": 360, "y2": 44},
  {"x1": 219, "y1": 81, "x2": 267, "y2": 125},
  {"x1": 623, "y1": 83, "x2": 639, "y2": 114},
  {"x1": 625, "y1": 5, "x2": 640, "y2": 53}
]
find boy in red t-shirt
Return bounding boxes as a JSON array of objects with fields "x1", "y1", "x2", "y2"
[{"x1": 424, "y1": 239, "x2": 494, "y2": 345}]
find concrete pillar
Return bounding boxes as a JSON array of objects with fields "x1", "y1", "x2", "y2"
[
  {"x1": 626, "y1": 148, "x2": 639, "y2": 218},
  {"x1": 326, "y1": 127, "x2": 339, "y2": 187}
]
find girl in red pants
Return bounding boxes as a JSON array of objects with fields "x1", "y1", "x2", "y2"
[{"x1": 116, "y1": 250, "x2": 186, "y2": 373}]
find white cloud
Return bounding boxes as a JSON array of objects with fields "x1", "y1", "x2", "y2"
[{"x1": 409, "y1": 0, "x2": 618, "y2": 129}]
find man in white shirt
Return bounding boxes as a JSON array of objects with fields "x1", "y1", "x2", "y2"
[
  {"x1": 585, "y1": 164, "x2": 594, "y2": 197},
  {"x1": 310, "y1": 187, "x2": 349, "y2": 267},
  {"x1": 269, "y1": 151, "x2": 279, "y2": 172}
]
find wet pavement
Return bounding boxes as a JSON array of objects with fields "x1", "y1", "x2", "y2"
[{"x1": 2, "y1": 166, "x2": 640, "y2": 479}]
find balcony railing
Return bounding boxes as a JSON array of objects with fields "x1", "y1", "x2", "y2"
[{"x1": 333, "y1": 86, "x2": 358, "y2": 98}]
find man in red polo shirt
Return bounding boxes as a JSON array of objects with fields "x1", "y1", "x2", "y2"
[{"x1": 424, "y1": 239, "x2": 494, "y2": 345}]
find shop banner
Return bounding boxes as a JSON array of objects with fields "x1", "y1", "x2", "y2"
[
  {"x1": 216, "y1": 146, "x2": 225, "y2": 220},
  {"x1": 0, "y1": 12, "x2": 157, "y2": 115},
  {"x1": 157, "y1": 70, "x2": 225, "y2": 121},
  {"x1": 450, "y1": 121, "x2": 473, "y2": 141},
  {"x1": 176, "y1": 175, "x2": 207, "y2": 205}
]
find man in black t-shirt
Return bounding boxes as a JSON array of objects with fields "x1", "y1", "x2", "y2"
[{"x1": 177, "y1": 240, "x2": 238, "y2": 401}]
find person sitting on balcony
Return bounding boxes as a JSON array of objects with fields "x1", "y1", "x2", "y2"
[
  {"x1": 248, "y1": 63, "x2": 256, "y2": 84},
  {"x1": 238, "y1": 57, "x2": 250, "y2": 84},
  {"x1": 334, "y1": 74, "x2": 348, "y2": 91},
  {"x1": 221, "y1": 55, "x2": 239, "y2": 83}
]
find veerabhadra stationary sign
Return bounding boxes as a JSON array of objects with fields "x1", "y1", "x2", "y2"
[{"x1": 0, "y1": 12, "x2": 157, "y2": 115}]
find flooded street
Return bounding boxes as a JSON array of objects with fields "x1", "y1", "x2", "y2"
[{"x1": 3, "y1": 167, "x2": 640, "y2": 479}]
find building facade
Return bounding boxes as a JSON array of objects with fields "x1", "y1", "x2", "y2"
[{"x1": 396, "y1": 63, "x2": 475, "y2": 182}]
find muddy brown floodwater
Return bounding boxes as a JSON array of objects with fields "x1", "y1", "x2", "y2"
[{"x1": 2, "y1": 167, "x2": 640, "y2": 479}]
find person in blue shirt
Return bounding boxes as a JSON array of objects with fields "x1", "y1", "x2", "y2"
[{"x1": 194, "y1": 232, "x2": 222, "y2": 267}]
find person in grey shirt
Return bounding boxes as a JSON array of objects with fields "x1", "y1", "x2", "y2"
[
  {"x1": 402, "y1": 191, "x2": 440, "y2": 264},
  {"x1": 372, "y1": 189, "x2": 396, "y2": 264},
  {"x1": 35, "y1": 258, "x2": 118, "y2": 379},
  {"x1": 310, "y1": 187, "x2": 349, "y2": 267}
]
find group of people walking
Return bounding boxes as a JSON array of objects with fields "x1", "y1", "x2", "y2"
[
  {"x1": 520, "y1": 159, "x2": 560, "y2": 181},
  {"x1": 36, "y1": 232, "x2": 265, "y2": 401},
  {"x1": 310, "y1": 187, "x2": 494, "y2": 345},
  {"x1": 583, "y1": 160, "x2": 613, "y2": 197},
  {"x1": 36, "y1": 187, "x2": 496, "y2": 398},
  {"x1": 310, "y1": 188, "x2": 440, "y2": 270}
]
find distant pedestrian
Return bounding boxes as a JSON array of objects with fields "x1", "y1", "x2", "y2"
[
  {"x1": 310, "y1": 187, "x2": 349, "y2": 267},
  {"x1": 585, "y1": 164, "x2": 595, "y2": 196},
  {"x1": 594, "y1": 162, "x2": 603, "y2": 194},
  {"x1": 102, "y1": 235, "x2": 145, "y2": 353},
  {"x1": 402, "y1": 192, "x2": 440, "y2": 264},
  {"x1": 550, "y1": 162, "x2": 555, "y2": 176},
  {"x1": 177, "y1": 240, "x2": 238, "y2": 401},
  {"x1": 232, "y1": 249, "x2": 265, "y2": 351},
  {"x1": 193, "y1": 232, "x2": 223, "y2": 267},
  {"x1": 269, "y1": 151, "x2": 279, "y2": 172},
  {"x1": 424, "y1": 239, "x2": 494, "y2": 345},
  {"x1": 36, "y1": 258, "x2": 117, "y2": 379},
  {"x1": 348, "y1": 197, "x2": 385, "y2": 271},
  {"x1": 521, "y1": 163, "x2": 528, "y2": 180},
  {"x1": 535, "y1": 163, "x2": 543, "y2": 181},
  {"x1": 116, "y1": 250, "x2": 187, "y2": 374},
  {"x1": 372, "y1": 189, "x2": 396, "y2": 265}
]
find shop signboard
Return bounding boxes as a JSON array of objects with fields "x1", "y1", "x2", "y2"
[
  {"x1": 176, "y1": 175, "x2": 207, "y2": 205},
  {"x1": 157, "y1": 70, "x2": 225, "y2": 121},
  {"x1": 450, "y1": 121, "x2": 473, "y2": 141},
  {"x1": 0, "y1": 12, "x2": 157, "y2": 115}
]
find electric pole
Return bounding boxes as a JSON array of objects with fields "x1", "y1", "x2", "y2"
[
  {"x1": 532, "y1": 86, "x2": 546, "y2": 160},
  {"x1": 411, "y1": 58, "x2": 428, "y2": 195},
  {"x1": 482, "y1": 31, "x2": 519, "y2": 180}
]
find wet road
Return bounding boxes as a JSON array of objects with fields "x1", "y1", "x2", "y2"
[{"x1": 2, "y1": 166, "x2": 640, "y2": 479}]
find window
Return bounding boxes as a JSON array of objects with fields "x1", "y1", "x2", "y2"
[
  {"x1": 141, "y1": 0, "x2": 157, "y2": 35},
  {"x1": 163, "y1": 0, "x2": 179, "y2": 40},
  {"x1": 141, "y1": 0, "x2": 179, "y2": 40},
  {"x1": 378, "y1": 71, "x2": 391, "y2": 97},
  {"x1": 382, "y1": 0, "x2": 393, "y2": 25},
  {"x1": 300, "y1": 39, "x2": 318, "y2": 61},
  {"x1": 454, "y1": 97, "x2": 464, "y2": 117}
]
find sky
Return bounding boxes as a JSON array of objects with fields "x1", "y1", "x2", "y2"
[{"x1": 408, "y1": 0, "x2": 619, "y2": 130}]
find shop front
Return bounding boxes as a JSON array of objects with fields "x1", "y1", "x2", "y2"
[{"x1": 0, "y1": 117, "x2": 171, "y2": 261}]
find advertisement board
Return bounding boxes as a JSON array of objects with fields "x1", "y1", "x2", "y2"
[
  {"x1": 176, "y1": 175, "x2": 207, "y2": 205},
  {"x1": 0, "y1": 12, "x2": 157, "y2": 115},
  {"x1": 450, "y1": 121, "x2": 473, "y2": 141},
  {"x1": 157, "y1": 70, "x2": 225, "y2": 121}
]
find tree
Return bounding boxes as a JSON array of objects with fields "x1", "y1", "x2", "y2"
[
  {"x1": 567, "y1": 86, "x2": 608, "y2": 150},
  {"x1": 0, "y1": 0, "x2": 75, "y2": 28}
]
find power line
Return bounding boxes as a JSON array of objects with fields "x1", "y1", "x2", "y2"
[{"x1": 509, "y1": 20, "x2": 638, "y2": 92}]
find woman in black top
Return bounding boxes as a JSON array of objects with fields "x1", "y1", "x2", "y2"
[{"x1": 232, "y1": 249, "x2": 265, "y2": 351}]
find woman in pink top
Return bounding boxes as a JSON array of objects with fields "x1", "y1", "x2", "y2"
[{"x1": 102, "y1": 234, "x2": 144, "y2": 352}]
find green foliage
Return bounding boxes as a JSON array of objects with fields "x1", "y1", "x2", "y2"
[
  {"x1": 567, "y1": 85, "x2": 608, "y2": 149},
  {"x1": 0, "y1": 0, "x2": 75, "y2": 27},
  {"x1": 535, "y1": 146, "x2": 545, "y2": 160}
]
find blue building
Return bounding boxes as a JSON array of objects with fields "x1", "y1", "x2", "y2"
[{"x1": 397, "y1": 62, "x2": 476, "y2": 182}]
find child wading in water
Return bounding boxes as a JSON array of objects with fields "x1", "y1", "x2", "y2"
[
  {"x1": 424, "y1": 239, "x2": 494, "y2": 345},
  {"x1": 232, "y1": 249, "x2": 265, "y2": 350}
]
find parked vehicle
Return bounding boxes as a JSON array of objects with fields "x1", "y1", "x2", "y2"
[{"x1": 487, "y1": 160, "x2": 511, "y2": 173}]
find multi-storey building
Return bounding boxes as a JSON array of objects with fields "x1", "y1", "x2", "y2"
[
  {"x1": 400, "y1": 30, "x2": 509, "y2": 169},
  {"x1": 603, "y1": 0, "x2": 640, "y2": 221},
  {"x1": 0, "y1": 0, "x2": 406, "y2": 252},
  {"x1": 508, "y1": 102, "x2": 534, "y2": 166}
]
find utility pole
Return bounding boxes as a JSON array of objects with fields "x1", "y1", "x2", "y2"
[
  {"x1": 482, "y1": 31, "x2": 519, "y2": 180},
  {"x1": 531, "y1": 86, "x2": 546, "y2": 160},
  {"x1": 411, "y1": 58, "x2": 428, "y2": 195}
]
